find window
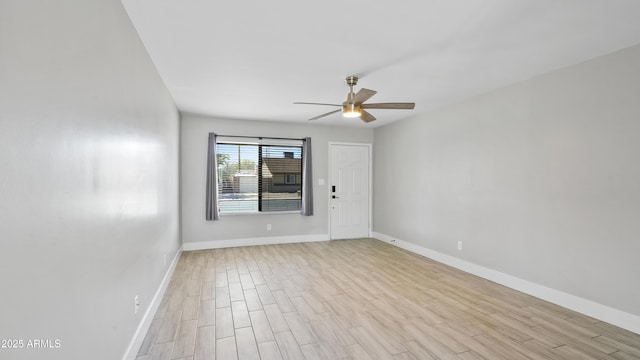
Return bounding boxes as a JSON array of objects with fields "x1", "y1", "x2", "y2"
[
  {"x1": 216, "y1": 137, "x2": 303, "y2": 213},
  {"x1": 284, "y1": 174, "x2": 296, "y2": 185}
]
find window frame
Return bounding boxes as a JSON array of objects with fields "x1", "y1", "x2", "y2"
[{"x1": 215, "y1": 136, "x2": 304, "y2": 214}]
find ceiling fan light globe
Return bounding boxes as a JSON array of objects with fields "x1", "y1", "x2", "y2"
[{"x1": 342, "y1": 103, "x2": 361, "y2": 118}]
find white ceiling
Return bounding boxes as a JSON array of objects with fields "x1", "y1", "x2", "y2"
[{"x1": 122, "y1": 0, "x2": 640, "y2": 128}]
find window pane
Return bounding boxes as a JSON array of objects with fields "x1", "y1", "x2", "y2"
[
  {"x1": 260, "y1": 146, "x2": 302, "y2": 211},
  {"x1": 217, "y1": 143, "x2": 258, "y2": 212}
]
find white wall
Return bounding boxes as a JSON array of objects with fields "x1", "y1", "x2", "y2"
[
  {"x1": 373, "y1": 44, "x2": 640, "y2": 323},
  {"x1": 0, "y1": 1, "x2": 180, "y2": 359},
  {"x1": 181, "y1": 114, "x2": 373, "y2": 246}
]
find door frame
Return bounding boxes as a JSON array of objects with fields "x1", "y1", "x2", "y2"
[{"x1": 328, "y1": 142, "x2": 373, "y2": 240}]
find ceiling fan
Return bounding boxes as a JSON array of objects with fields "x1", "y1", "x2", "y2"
[{"x1": 294, "y1": 76, "x2": 415, "y2": 123}]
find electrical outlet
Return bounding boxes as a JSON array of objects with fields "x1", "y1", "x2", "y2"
[
  {"x1": 267, "y1": 224, "x2": 272, "y2": 231},
  {"x1": 163, "y1": 253, "x2": 167, "y2": 266},
  {"x1": 457, "y1": 241, "x2": 463, "y2": 251},
  {"x1": 134, "y1": 296, "x2": 140, "y2": 314}
]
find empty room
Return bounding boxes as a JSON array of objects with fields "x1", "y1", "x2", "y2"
[{"x1": 2, "y1": 1, "x2": 640, "y2": 359}]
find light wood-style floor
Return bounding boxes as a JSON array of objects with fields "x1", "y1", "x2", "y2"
[{"x1": 136, "y1": 238, "x2": 640, "y2": 360}]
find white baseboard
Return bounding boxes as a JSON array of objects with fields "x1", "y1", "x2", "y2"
[
  {"x1": 182, "y1": 234, "x2": 330, "y2": 251},
  {"x1": 122, "y1": 247, "x2": 183, "y2": 360},
  {"x1": 372, "y1": 232, "x2": 640, "y2": 335}
]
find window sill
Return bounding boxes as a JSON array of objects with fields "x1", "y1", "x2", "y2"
[{"x1": 220, "y1": 210, "x2": 301, "y2": 216}]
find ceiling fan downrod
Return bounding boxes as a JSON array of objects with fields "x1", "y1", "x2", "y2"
[{"x1": 345, "y1": 76, "x2": 358, "y2": 104}]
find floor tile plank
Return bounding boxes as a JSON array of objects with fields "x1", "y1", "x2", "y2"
[
  {"x1": 193, "y1": 325, "x2": 215, "y2": 360},
  {"x1": 258, "y1": 340, "x2": 283, "y2": 360},
  {"x1": 216, "y1": 336, "x2": 237, "y2": 360},
  {"x1": 249, "y1": 309, "x2": 275, "y2": 343},
  {"x1": 235, "y1": 327, "x2": 260, "y2": 360}
]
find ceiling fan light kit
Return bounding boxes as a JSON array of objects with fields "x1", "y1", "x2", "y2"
[
  {"x1": 342, "y1": 103, "x2": 361, "y2": 118},
  {"x1": 294, "y1": 76, "x2": 415, "y2": 123}
]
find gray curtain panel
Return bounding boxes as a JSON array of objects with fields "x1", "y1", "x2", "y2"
[
  {"x1": 301, "y1": 137, "x2": 314, "y2": 216},
  {"x1": 206, "y1": 132, "x2": 220, "y2": 220}
]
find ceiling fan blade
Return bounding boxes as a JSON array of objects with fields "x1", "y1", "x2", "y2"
[
  {"x1": 294, "y1": 102, "x2": 341, "y2": 107},
  {"x1": 308, "y1": 109, "x2": 341, "y2": 121},
  {"x1": 360, "y1": 110, "x2": 376, "y2": 123},
  {"x1": 353, "y1": 88, "x2": 377, "y2": 104},
  {"x1": 362, "y1": 102, "x2": 415, "y2": 109}
]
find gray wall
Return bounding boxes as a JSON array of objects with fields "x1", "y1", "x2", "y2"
[
  {"x1": 373, "y1": 44, "x2": 640, "y2": 317},
  {"x1": 181, "y1": 114, "x2": 373, "y2": 244},
  {"x1": 0, "y1": 1, "x2": 180, "y2": 359}
]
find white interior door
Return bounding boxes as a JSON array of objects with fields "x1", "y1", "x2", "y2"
[{"x1": 330, "y1": 144, "x2": 370, "y2": 239}]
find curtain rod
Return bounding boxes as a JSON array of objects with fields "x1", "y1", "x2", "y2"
[{"x1": 215, "y1": 134, "x2": 305, "y2": 141}]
